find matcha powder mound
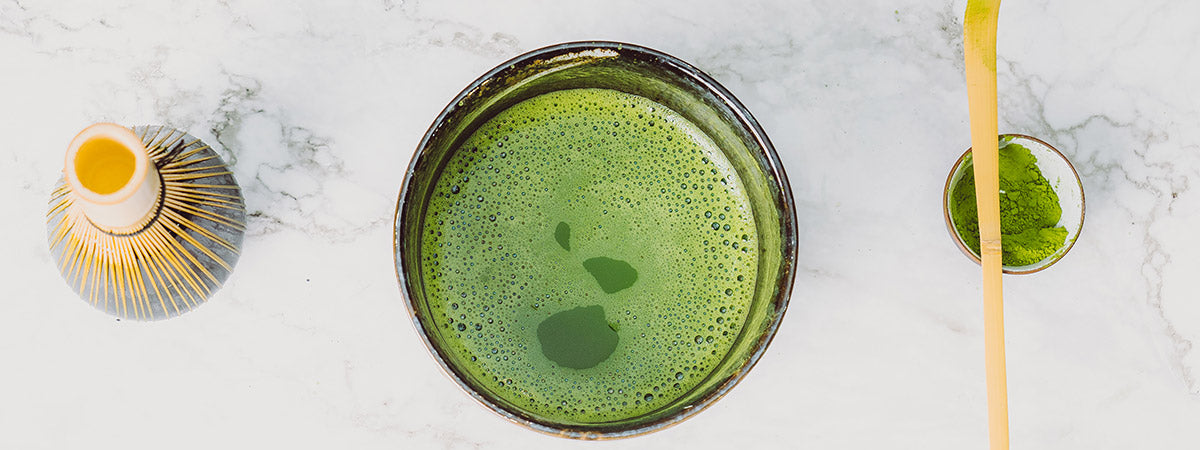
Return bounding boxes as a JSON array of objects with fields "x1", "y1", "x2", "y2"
[{"x1": 950, "y1": 142, "x2": 1069, "y2": 266}]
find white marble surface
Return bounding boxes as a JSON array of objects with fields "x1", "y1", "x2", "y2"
[{"x1": 2, "y1": 0, "x2": 1198, "y2": 448}]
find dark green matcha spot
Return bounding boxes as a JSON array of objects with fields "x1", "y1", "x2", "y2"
[
  {"x1": 538, "y1": 305, "x2": 618, "y2": 369},
  {"x1": 583, "y1": 257, "x2": 638, "y2": 293},
  {"x1": 555, "y1": 221, "x2": 570, "y2": 251}
]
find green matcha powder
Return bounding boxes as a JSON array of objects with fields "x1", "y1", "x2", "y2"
[{"x1": 950, "y1": 142, "x2": 1068, "y2": 266}]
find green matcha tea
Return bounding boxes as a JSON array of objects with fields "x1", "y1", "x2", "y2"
[
  {"x1": 418, "y1": 88, "x2": 757, "y2": 424},
  {"x1": 949, "y1": 141, "x2": 1068, "y2": 266}
]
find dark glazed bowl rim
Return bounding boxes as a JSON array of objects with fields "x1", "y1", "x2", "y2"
[{"x1": 393, "y1": 41, "x2": 798, "y2": 439}]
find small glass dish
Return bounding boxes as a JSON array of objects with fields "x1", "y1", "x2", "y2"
[{"x1": 943, "y1": 134, "x2": 1084, "y2": 274}]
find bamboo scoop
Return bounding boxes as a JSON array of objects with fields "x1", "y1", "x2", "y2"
[{"x1": 964, "y1": 1, "x2": 1009, "y2": 449}]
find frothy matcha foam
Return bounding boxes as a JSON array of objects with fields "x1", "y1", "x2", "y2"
[{"x1": 419, "y1": 88, "x2": 757, "y2": 424}]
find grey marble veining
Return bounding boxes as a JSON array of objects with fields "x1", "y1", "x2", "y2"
[{"x1": 2, "y1": 0, "x2": 1198, "y2": 448}]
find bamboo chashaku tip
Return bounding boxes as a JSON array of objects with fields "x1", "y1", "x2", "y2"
[{"x1": 47, "y1": 125, "x2": 246, "y2": 320}]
